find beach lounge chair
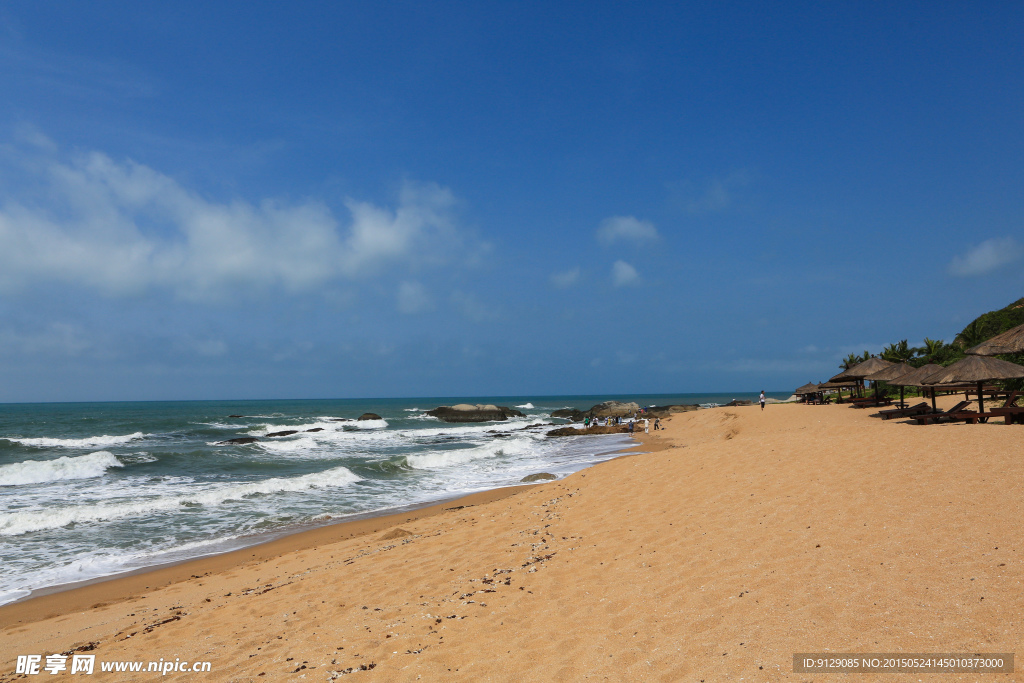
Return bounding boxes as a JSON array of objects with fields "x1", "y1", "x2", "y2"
[
  {"x1": 990, "y1": 405, "x2": 1024, "y2": 424},
  {"x1": 912, "y1": 401, "x2": 971, "y2": 425},
  {"x1": 852, "y1": 396, "x2": 894, "y2": 408},
  {"x1": 948, "y1": 410, "x2": 998, "y2": 424},
  {"x1": 877, "y1": 402, "x2": 931, "y2": 420}
]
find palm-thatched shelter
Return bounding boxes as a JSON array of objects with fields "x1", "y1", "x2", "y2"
[
  {"x1": 923, "y1": 355, "x2": 1024, "y2": 414},
  {"x1": 794, "y1": 382, "x2": 822, "y2": 404},
  {"x1": 966, "y1": 322, "x2": 1024, "y2": 356},
  {"x1": 863, "y1": 362, "x2": 915, "y2": 407},
  {"x1": 818, "y1": 381, "x2": 858, "y2": 402},
  {"x1": 887, "y1": 363, "x2": 944, "y2": 411},
  {"x1": 831, "y1": 357, "x2": 894, "y2": 401}
]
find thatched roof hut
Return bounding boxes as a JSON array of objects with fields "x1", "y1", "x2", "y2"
[
  {"x1": 922, "y1": 355, "x2": 1024, "y2": 414},
  {"x1": 922, "y1": 355, "x2": 1024, "y2": 385},
  {"x1": 829, "y1": 357, "x2": 894, "y2": 382},
  {"x1": 966, "y1": 322, "x2": 1024, "y2": 356},
  {"x1": 794, "y1": 382, "x2": 820, "y2": 395},
  {"x1": 886, "y1": 363, "x2": 943, "y2": 387},
  {"x1": 863, "y1": 362, "x2": 914, "y2": 382}
]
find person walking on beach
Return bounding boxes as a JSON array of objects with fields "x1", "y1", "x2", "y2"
[
  {"x1": 643, "y1": 418, "x2": 649, "y2": 434},
  {"x1": 759, "y1": 390, "x2": 766, "y2": 411},
  {"x1": 654, "y1": 417, "x2": 661, "y2": 431}
]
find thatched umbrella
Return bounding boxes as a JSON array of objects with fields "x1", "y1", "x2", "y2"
[
  {"x1": 818, "y1": 381, "x2": 858, "y2": 402},
  {"x1": 923, "y1": 355, "x2": 1024, "y2": 415},
  {"x1": 888, "y1": 363, "x2": 944, "y2": 412},
  {"x1": 966, "y1": 322, "x2": 1024, "y2": 356},
  {"x1": 831, "y1": 357, "x2": 894, "y2": 400},
  {"x1": 863, "y1": 362, "x2": 915, "y2": 407},
  {"x1": 795, "y1": 382, "x2": 821, "y2": 404}
]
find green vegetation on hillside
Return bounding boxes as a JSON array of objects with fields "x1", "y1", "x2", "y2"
[{"x1": 837, "y1": 297, "x2": 1024, "y2": 396}]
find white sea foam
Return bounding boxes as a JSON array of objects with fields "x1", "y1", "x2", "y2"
[
  {"x1": 405, "y1": 437, "x2": 536, "y2": 469},
  {"x1": 0, "y1": 465, "x2": 362, "y2": 536},
  {"x1": 3, "y1": 432, "x2": 149, "y2": 449},
  {"x1": 403, "y1": 407, "x2": 423, "y2": 412},
  {"x1": 345, "y1": 418, "x2": 388, "y2": 430},
  {"x1": 255, "y1": 436, "x2": 321, "y2": 453},
  {"x1": 515, "y1": 403, "x2": 535, "y2": 409},
  {"x1": 0, "y1": 451, "x2": 123, "y2": 486}
]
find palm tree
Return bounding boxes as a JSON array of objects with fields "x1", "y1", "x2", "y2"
[
  {"x1": 839, "y1": 350, "x2": 873, "y2": 370},
  {"x1": 881, "y1": 339, "x2": 916, "y2": 363},
  {"x1": 955, "y1": 320, "x2": 986, "y2": 349},
  {"x1": 921, "y1": 337, "x2": 944, "y2": 359}
]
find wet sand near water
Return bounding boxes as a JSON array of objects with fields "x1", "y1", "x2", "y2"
[{"x1": 2, "y1": 394, "x2": 1022, "y2": 681}]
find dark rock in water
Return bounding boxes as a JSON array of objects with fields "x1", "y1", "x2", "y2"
[
  {"x1": 723, "y1": 399, "x2": 752, "y2": 407},
  {"x1": 306, "y1": 428, "x2": 324, "y2": 432},
  {"x1": 357, "y1": 413, "x2": 382, "y2": 421},
  {"x1": 551, "y1": 408, "x2": 585, "y2": 421},
  {"x1": 521, "y1": 472, "x2": 557, "y2": 482},
  {"x1": 426, "y1": 404, "x2": 525, "y2": 423},
  {"x1": 548, "y1": 424, "x2": 630, "y2": 436},
  {"x1": 586, "y1": 401, "x2": 641, "y2": 418},
  {"x1": 266, "y1": 430, "x2": 299, "y2": 437},
  {"x1": 228, "y1": 415, "x2": 245, "y2": 418},
  {"x1": 219, "y1": 437, "x2": 259, "y2": 445}
]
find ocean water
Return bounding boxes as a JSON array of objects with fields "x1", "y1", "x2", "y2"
[{"x1": 0, "y1": 392, "x2": 773, "y2": 605}]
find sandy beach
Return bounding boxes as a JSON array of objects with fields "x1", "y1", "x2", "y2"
[{"x1": 2, "y1": 394, "x2": 1021, "y2": 681}]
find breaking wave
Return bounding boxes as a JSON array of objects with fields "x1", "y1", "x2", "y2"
[
  {"x1": 0, "y1": 465, "x2": 362, "y2": 536},
  {"x1": 2, "y1": 432, "x2": 148, "y2": 449},
  {"x1": 404, "y1": 437, "x2": 536, "y2": 469},
  {"x1": 0, "y1": 451, "x2": 124, "y2": 486}
]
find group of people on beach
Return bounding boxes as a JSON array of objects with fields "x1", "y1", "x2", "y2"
[{"x1": 583, "y1": 413, "x2": 661, "y2": 433}]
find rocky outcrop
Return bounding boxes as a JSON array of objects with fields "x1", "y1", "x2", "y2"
[
  {"x1": 521, "y1": 472, "x2": 557, "y2": 482},
  {"x1": 586, "y1": 401, "x2": 641, "y2": 418},
  {"x1": 266, "y1": 430, "x2": 298, "y2": 437},
  {"x1": 426, "y1": 404, "x2": 525, "y2": 423},
  {"x1": 547, "y1": 425, "x2": 629, "y2": 436},
  {"x1": 218, "y1": 437, "x2": 259, "y2": 445},
  {"x1": 645, "y1": 404, "x2": 700, "y2": 417},
  {"x1": 357, "y1": 413, "x2": 382, "y2": 421},
  {"x1": 723, "y1": 399, "x2": 752, "y2": 407},
  {"x1": 551, "y1": 408, "x2": 585, "y2": 421}
]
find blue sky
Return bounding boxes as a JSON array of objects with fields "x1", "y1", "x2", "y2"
[{"x1": 0, "y1": 1, "x2": 1022, "y2": 402}]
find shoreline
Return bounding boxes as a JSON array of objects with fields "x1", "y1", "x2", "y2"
[
  {"x1": 0, "y1": 430, "x2": 656, "y2": 626},
  {"x1": 12, "y1": 403, "x2": 1016, "y2": 679}
]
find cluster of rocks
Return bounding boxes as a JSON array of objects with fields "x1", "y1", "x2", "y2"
[
  {"x1": 426, "y1": 404, "x2": 525, "y2": 423},
  {"x1": 218, "y1": 412, "x2": 381, "y2": 445},
  {"x1": 551, "y1": 400, "x2": 700, "y2": 423}
]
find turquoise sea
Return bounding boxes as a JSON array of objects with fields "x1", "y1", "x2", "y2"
[{"x1": 0, "y1": 392, "x2": 782, "y2": 605}]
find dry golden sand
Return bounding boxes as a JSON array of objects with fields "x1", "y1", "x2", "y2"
[{"x1": 2, "y1": 395, "x2": 1022, "y2": 681}]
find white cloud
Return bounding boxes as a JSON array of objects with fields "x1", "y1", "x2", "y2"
[
  {"x1": 596, "y1": 216, "x2": 658, "y2": 246},
  {"x1": 397, "y1": 280, "x2": 433, "y2": 314},
  {"x1": 611, "y1": 260, "x2": 639, "y2": 287},
  {"x1": 947, "y1": 237, "x2": 1023, "y2": 277},
  {"x1": 0, "y1": 146, "x2": 471, "y2": 299},
  {"x1": 550, "y1": 267, "x2": 580, "y2": 288}
]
